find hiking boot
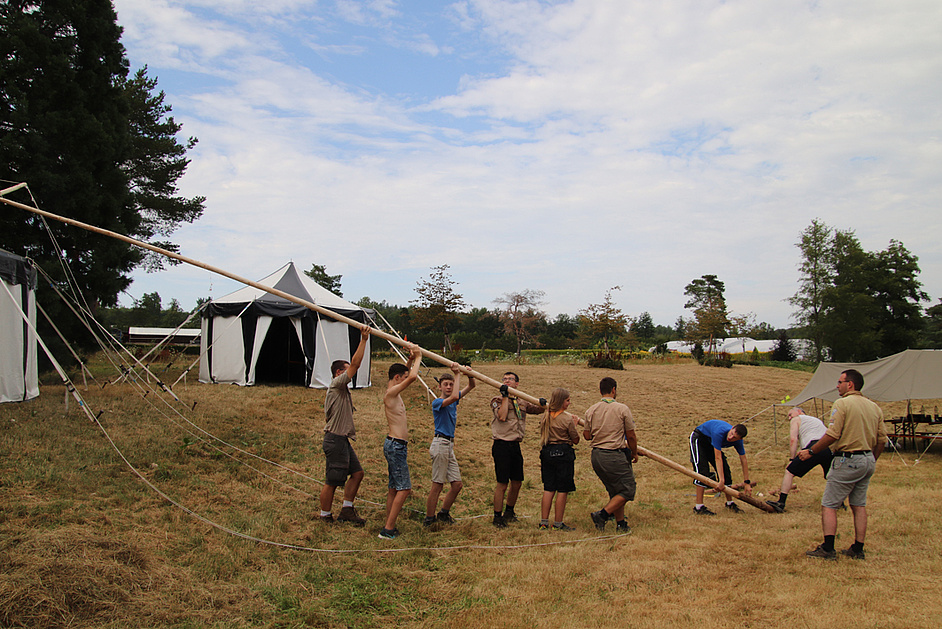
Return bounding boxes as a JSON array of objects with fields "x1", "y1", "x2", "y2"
[
  {"x1": 502, "y1": 510, "x2": 518, "y2": 523},
  {"x1": 437, "y1": 510, "x2": 455, "y2": 524},
  {"x1": 725, "y1": 502, "x2": 743, "y2": 514},
  {"x1": 840, "y1": 546, "x2": 866, "y2": 560},
  {"x1": 693, "y1": 505, "x2": 716, "y2": 516},
  {"x1": 377, "y1": 528, "x2": 399, "y2": 540},
  {"x1": 537, "y1": 523, "x2": 549, "y2": 530},
  {"x1": 615, "y1": 521, "x2": 631, "y2": 534},
  {"x1": 806, "y1": 544, "x2": 836, "y2": 560},
  {"x1": 590, "y1": 510, "x2": 608, "y2": 531},
  {"x1": 337, "y1": 506, "x2": 366, "y2": 526},
  {"x1": 493, "y1": 514, "x2": 506, "y2": 528},
  {"x1": 552, "y1": 523, "x2": 575, "y2": 531},
  {"x1": 423, "y1": 516, "x2": 437, "y2": 528},
  {"x1": 765, "y1": 500, "x2": 785, "y2": 513},
  {"x1": 318, "y1": 513, "x2": 334, "y2": 524}
]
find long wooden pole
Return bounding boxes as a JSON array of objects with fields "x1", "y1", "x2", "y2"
[
  {"x1": 3, "y1": 191, "x2": 772, "y2": 512},
  {"x1": 0, "y1": 193, "x2": 539, "y2": 404}
]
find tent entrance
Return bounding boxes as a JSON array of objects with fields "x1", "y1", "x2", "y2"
[{"x1": 253, "y1": 317, "x2": 306, "y2": 385}]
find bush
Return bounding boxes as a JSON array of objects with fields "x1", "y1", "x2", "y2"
[
  {"x1": 700, "y1": 352, "x2": 733, "y2": 368},
  {"x1": 587, "y1": 350, "x2": 624, "y2": 370}
]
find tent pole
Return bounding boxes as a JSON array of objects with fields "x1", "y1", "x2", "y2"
[{"x1": 3, "y1": 193, "x2": 773, "y2": 507}]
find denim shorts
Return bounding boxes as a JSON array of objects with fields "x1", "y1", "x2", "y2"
[{"x1": 384, "y1": 437, "x2": 412, "y2": 491}]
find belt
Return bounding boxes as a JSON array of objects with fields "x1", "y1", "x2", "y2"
[
  {"x1": 385, "y1": 436, "x2": 407, "y2": 445},
  {"x1": 434, "y1": 432, "x2": 454, "y2": 441},
  {"x1": 836, "y1": 450, "x2": 870, "y2": 456}
]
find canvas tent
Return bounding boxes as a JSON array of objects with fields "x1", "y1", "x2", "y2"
[
  {"x1": 0, "y1": 249, "x2": 39, "y2": 403},
  {"x1": 789, "y1": 349, "x2": 942, "y2": 405},
  {"x1": 199, "y1": 262, "x2": 374, "y2": 388}
]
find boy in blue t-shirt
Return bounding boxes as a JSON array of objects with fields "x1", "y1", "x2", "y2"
[
  {"x1": 688, "y1": 419, "x2": 752, "y2": 515},
  {"x1": 424, "y1": 363, "x2": 475, "y2": 527}
]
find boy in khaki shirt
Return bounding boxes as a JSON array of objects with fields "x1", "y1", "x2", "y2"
[{"x1": 378, "y1": 344, "x2": 422, "y2": 540}]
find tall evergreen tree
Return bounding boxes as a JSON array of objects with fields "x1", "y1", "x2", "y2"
[
  {"x1": 788, "y1": 218, "x2": 832, "y2": 362},
  {"x1": 0, "y1": 0, "x2": 204, "y2": 347}
]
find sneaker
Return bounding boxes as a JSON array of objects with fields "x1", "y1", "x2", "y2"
[
  {"x1": 693, "y1": 505, "x2": 716, "y2": 516},
  {"x1": 318, "y1": 513, "x2": 334, "y2": 524},
  {"x1": 337, "y1": 506, "x2": 366, "y2": 526},
  {"x1": 805, "y1": 544, "x2": 836, "y2": 560},
  {"x1": 493, "y1": 515, "x2": 506, "y2": 528},
  {"x1": 765, "y1": 500, "x2": 785, "y2": 513},
  {"x1": 377, "y1": 528, "x2": 399, "y2": 540},
  {"x1": 615, "y1": 521, "x2": 631, "y2": 534},
  {"x1": 423, "y1": 516, "x2": 437, "y2": 528},
  {"x1": 725, "y1": 502, "x2": 743, "y2": 514},
  {"x1": 537, "y1": 523, "x2": 549, "y2": 530},
  {"x1": 502, "y1": 510, "x2": 518, "y2": 523},
  {"x1": 552, "y1": 523, "x2": 575, "y2": 531},
  {"x1": 840, "y1": 546, "x2": 866, "y2": 560},
  {"x1": 590, "y1": 510, "x2": 608, "y2": 531},
  {"x1": 437, "y1": 510, "x2": 455, "y2": 524}
]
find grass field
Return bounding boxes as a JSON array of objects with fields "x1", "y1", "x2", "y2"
[{"x1": 1, "y1": 355, "x2": 941, "y2": 628}]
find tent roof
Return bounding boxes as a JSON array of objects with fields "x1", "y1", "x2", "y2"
[
  {"x1": 790, "y1": 349, "x2": 942, "y2": 405},
  {"x1": 212, "y1": 262, "x2": 361, "y2": 310}
]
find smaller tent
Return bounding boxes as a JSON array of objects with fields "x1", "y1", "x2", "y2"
[
  {"x1": 199, "y1": 263, "x2": 375, "y2": 388},
  {"x1": 0, "y1": 249, "x2": 39, "y2": 403},
  {"x1": 789, "y1": 349, "x2": 942, "y2": 405}
]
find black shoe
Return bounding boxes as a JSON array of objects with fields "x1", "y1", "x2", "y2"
[
  {"x1": 422, "y1": 516, "x2": 437, "y2": 527},
  {"x1": 693, "y1": 505, "x2": 716, "y2": 516},
  {"x1": 806, "y1": 544, "x2": 836, "y2": 560},
  {"x1": 552, "y1": 522, "x2": 575, "y2": 531},
  {"x1": 725, "y1": 502, "x2": 743, "y2": 514},
  {"x1": 437, "y1": 510, "x2": 455, "y2": 524},
  {"x1": 590, "y1": 510, "x2": 608, "y2": 530},
  {"x1": 765, "y1": 500, "x2": 785, "y2": 513},
  {"x1": 840, "y1": 546, "x2": 866, "y2": 560},
  {"x1": 615, "y1": 521, "x2": 631, "y2": 534},
  {"x1": 493, "y1": 514, "x2": 506, "y2": 528},
  {"x1": 502, "y1": 510, "x2": 518, "y2": 523},
  {"x1": 378, "y1": 528, "x2": 399, "y2": 540}
]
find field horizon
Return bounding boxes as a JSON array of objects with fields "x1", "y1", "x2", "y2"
[{"x1": 1, "y1": 356, "x2": 940, "y2": 628}]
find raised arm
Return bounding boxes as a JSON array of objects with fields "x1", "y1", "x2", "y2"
[{"x1": 345, "y1": 324, "x2": 371, "y2": 379}]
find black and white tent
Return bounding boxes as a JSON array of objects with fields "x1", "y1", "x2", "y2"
[
  {"x1": 198, "y1": 262, "x2": 374, "y2": 388},
  {"x1": 0, "y1": 249, "x2": 39, "y2": 403}
]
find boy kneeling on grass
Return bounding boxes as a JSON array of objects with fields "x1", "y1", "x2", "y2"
[{"x1": 379, "y1": 344, "x2": 422, "y2": 540}]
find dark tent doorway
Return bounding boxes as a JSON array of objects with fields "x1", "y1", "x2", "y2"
[{"x1": 253, "y1": 317, "x2": 306, "y2": 385}]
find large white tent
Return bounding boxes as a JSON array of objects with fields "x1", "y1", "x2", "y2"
[
  {"x1": 199, "y1": 262, "x2": 374, "y2": 388},
  {"x1": 0, "y1": 249, "x2": 39, "y2": 403},
  {"x1": 789, "y1": 349, "x2": 942, "y2": 405}
]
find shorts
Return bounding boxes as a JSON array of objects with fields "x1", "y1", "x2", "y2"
[
  {"x1": 322, "y1": 432, "x2": 362, "y2": 487},
  {"x1": 492, "y1": 439, "x2": 524, "y2": 484},
  {"x1": 821, "y1": 452, "x2": 875, "y2": 509},
  {"x1": 430, "y1": 436, "x2": 461, "y2": 484},
  {"x1": 540, "y1": 443, "x2": 576, "y2": 493},
  {"x1": 384, "y1": 437, "x2": 412, "y2": 491},
  {"x1": 785, "y1": 439, "x2": 833, "y2": 478},
  {"x1": 590, "y1": 448, "x2": 636, "y2": 501},
  {"x1": 689, "y1": 430, "x2": 732, "y2": 488}
]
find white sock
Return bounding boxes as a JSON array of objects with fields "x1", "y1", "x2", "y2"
[
  {"x1": 342, "y1": 500, "x2": 354, "y2": 508},
  {"x1": 320, "y1": 510, "x2": 332, "y2": 517},
  {"x1": 696, "y1": 504, "x2": 704, "y2": 509}
]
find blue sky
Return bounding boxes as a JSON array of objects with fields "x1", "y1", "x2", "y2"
[{"x1": 114, "y1": 0, "x2": 942, "y2": 330}]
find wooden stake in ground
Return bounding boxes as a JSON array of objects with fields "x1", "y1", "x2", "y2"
[{"x1": 2, "y1": 188, "x2": 772, "y2": 512}]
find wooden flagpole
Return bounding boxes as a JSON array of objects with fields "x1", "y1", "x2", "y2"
[{"x1": 2, "y1": 190, "x2": 773, "y2": 512}]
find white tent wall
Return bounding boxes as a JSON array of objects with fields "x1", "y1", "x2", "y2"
[
  {"x1": 198, "y1": 263, "x2": 374, "y2": 389},
  {"x1": 0, "y1": 249, "x2": 39, "y2": 403}
]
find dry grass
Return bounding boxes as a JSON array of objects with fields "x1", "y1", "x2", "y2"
[{"x1": 1, "y1": 356, "x2": 941, "y2": 628}]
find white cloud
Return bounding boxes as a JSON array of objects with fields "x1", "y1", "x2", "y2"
[{"x1": 114, "y1": 0, "x2": 942, "y2": 329}]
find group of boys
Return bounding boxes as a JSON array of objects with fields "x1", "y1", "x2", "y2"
[{"x1": 318, "y1": 328, "x2": 888, "y2": 557}]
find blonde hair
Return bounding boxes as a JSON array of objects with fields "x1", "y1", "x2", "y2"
[{"x1": 540, "y1": 387, "x2": 571, "y2": 447}]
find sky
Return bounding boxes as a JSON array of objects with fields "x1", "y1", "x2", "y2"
[{"x1": 112, "y1": 0, "x2": 942, "y2": 329}]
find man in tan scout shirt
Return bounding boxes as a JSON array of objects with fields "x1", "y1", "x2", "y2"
[
  {"x1": 800, "y1": 368, "x2": 887, "y2": 560},
  {"x1": 583, "y1": 377, "x2": 638, "y2": 533}
]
